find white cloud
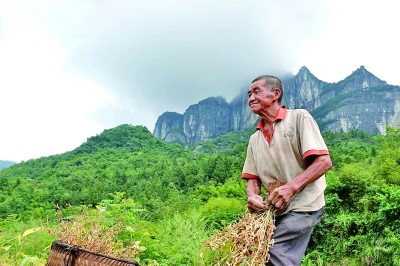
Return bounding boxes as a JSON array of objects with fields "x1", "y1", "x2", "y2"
[
  {"x1": 0, "y1": 3, "x2": 115, "y2": 162},
  {"x1": 298, "y1": 0, "x2": 400, "y2": 84},
  {"x1": 0, "y1": 0, "x2": 399, "y2": 162}
]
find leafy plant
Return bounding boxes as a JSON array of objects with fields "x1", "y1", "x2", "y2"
[{"x1": 0, "y1": 218, "x2": 49, "y2": 265}]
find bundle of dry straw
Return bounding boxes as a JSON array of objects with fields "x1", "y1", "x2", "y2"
[{"x1": 205, "y1": 208, "x2": 276, "y2": 265}]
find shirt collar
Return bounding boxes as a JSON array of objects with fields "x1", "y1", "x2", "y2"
[{"x1": 256, "y1": 106, "x2": 287, "y2": 129}]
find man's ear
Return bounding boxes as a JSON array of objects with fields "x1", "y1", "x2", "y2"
[{"x1": 274, "y1": 88, "x2": 281, "y2": 100}]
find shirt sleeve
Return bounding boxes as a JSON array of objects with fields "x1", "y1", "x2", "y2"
[
  {"x1": 299, "y1": 111, "x2": 329, "y2": 159},
  {"x1": 242, "y1": 141, "x2": 259, "y2": 179}
]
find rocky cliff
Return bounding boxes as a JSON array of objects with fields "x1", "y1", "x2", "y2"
[{"x1": 153, "y1": 66, "x2": 400, "y2": 144}]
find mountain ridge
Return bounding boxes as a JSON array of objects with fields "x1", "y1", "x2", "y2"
[
  {"x1": 153, "y1": 66, "x2": 400, "y2": 144},
  {"x1": 0, "y1": 160, "x2": 16, "y2": 171}
]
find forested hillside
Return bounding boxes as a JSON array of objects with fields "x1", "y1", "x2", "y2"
[{"x1": 0, "y1": 124, "x2": 399, "y2": 265}]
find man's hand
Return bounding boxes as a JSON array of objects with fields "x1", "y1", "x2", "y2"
[
  {"x1": 267, "y1": 183, "x2": 296, "y2": 211},
  {"x1": 266, "y1": 155, "x2": 332, "y2": 211},
  {"x1": 247, "y1": 195, "x2": 268, "y2": 212}
]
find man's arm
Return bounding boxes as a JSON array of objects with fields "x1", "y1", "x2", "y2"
[
  {"x1": 267, "y1": 154, "x2": 332, "y2": 211},
  {"x1": 246, "y1": 178, "x2": 268, "y2": 212}
]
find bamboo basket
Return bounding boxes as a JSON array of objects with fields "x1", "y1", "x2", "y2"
[{"x1": 46, "y1": 240, "x2": 140, "y2": 266}]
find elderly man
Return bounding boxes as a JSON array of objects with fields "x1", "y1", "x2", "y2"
[{"x1": 242, "y1": 75, "x2": 332, "y2": 266}]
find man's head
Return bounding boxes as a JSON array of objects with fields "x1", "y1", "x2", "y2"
[
  {"x1": 251, "y1": 75, "x2": 283, "y2": 104},
  {"x1": 247, "y1": 75, "x2": 283, "y2": 115}
]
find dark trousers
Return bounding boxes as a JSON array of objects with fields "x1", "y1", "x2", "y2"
[{"x1": 266, "y1": 208, "x2": 324, "y2": 266}]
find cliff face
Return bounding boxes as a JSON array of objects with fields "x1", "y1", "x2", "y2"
[
  {"x1": 153, "y1": 66, "x2": 400, "y2": 144},
  {"x1": 153, "y1": 97, "x2": 232, "y2": 144},
  {"x1": 152, "y1": 112, "x2": 186, "y2": 144},
  {"x1": 183, "y1": 97, "x2": 231, "y2": 143},
  {"x1": 283, "y1": 66, "x2": 328, "y2": 110},
  {"x1": 314, "y1": 84, "x2": 400, "y2": 135}
]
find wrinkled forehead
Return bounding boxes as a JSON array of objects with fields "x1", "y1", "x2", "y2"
[{"x1": 248, "y1": 79, "x2": 266, "y2": 91}]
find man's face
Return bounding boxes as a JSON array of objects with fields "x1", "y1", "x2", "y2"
[{"x1": 247, "y1": 79, "x2": 276, "y2": 114}]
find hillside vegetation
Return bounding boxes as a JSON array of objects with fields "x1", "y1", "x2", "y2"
[{"x1": 0, "y1": 124, "x2": 399, "y2": 265}]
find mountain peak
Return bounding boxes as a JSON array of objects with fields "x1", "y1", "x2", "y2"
[
  {"x1": 350, "y1": 65, "x2": 374, "y2": 78},
  {"x1": 344, "y1": 65, "x2": 387, "y2": 88},
  {"x1": 353, "y1": 65, "x2": 368, "y2": 75},
  {"x1": 198, "y1": 96, "x2": 228, "y2": 106},
  {"x1": 294, "y1": 66, "x2": 320, "y2": 82},
  {"x1": 298, "y1": 66, "x2": 311, "y2": 74}
]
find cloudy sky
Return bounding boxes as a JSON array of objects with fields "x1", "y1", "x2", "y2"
[{"x1": 1, "y1": 0, "x2": 399, "y2": 162}]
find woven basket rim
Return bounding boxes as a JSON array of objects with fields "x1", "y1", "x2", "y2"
[{"x1": 49, "y1": 240, "x2": 140, "y2": 265}]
